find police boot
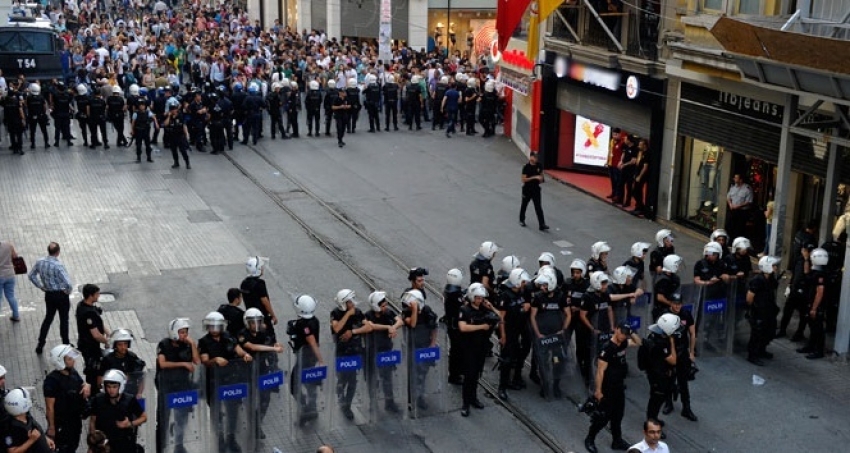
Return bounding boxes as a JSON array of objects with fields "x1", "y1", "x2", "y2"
[
  {"x1": 584, "y1": 435, "x2": 599, "y2": 453},
  {"x1": 611, "y1": 438, "x2": 630, "y2": 450},
  {"x1": 552, "y1": 380, "x2": 563, "y2": 398},
  {"x1": 342, "y1": 404, "x2": 355, "y2": 420},
  {"x1": 385, "y1": 400, "x2": 400, "y2": 413},
  {"x1": 172, "y1": 160, "x2": 180, "y2": 169},
  {"x1": 681, "y1": 405, "x2": 698, "y2": 421},
  {"x1": 662, "y1": 398, "x2": 674, "y2": 415},
  {"x1": 497, "y1": 387, "x2": 509, "y2": 400},
  {"x1": 226, "y1": 434, "x2": 241, "y2": 453},
  {"x1": 529, "y1": 370, "x2": 541, "y2": 386},
  {"x1": 510, "y1": 370, "x2": 526, "y2": 390}
]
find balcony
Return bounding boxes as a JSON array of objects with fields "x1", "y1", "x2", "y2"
[{"x1": 548, "y1": 0, "x2": 662, "y2": 62}]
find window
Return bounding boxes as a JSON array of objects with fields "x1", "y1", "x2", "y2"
[
  {"x1": 701, "y1": 0, "x2": 724, "y2": 11},
  {"x1": 0, "y1": 31, "x2": 55, "y2": 53},
  {"x1": 737, "y1": 0, "x2": 761, "y2": 15}
]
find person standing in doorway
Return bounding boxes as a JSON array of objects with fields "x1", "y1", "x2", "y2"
[
  {"x1": 725, "y1": 174, "x2": 753, "y2": 240},
  {"x1": 519, "y1": 152, "x2": 549, "y2": 231},
  {"x1": 29, "y1": 242, "x2": 73, "y2": 354}
]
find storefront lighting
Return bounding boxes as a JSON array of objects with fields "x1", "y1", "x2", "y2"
[{"x1": 554, "y1": 56, "x2": 568, "y2": 78}]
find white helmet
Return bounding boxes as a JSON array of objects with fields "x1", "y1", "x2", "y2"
[
  {"x1": 570, "y1": 259, "x2": 588, "y2": 277},
  {"x1": 288, "y1": 81, "x2": 297, "y2": 90},
  {"x1": 538, "y1": 252, "x2": 556, "y2": 266},
  {"x1": 401, "y1": 289, "x2": 425, "y2": 309},
  {"x1": 281, "y1": 77, "x2": 291, "y2": 87},
  {"x1": 368, "y1": 291, "x2": 387, "y2": 311},
  {"x1": 457, "y1": 73, "x2": 469, "y2": 84},
  {"x1": 591, "y1": 241, "x2": 611, "y2": 260},
  {"x1": 309, "y1": 80, "x2": 320, "y2": 90},
  {"x1": 112, "y1": 86, "x2": 121, "y2": 94},
  {"x1": 244, "y1": 307, "x2": 264, "y2": 329},
  {"x1": 3, "y1": 388, "x2": 32, "y2": 416},
  {"x1": 410, "y1": 75, "x2": 421, "y2": 84},
  {"x1": 478, "y1": 241, "x2": 499, "y2": 260},
  {"x1": 484, "y1": 80, "x2": 495, "y2": 93},
  {"x1": 758, "y1": 255, "x2": 782, "y2": 274},
  {"x1": 538, "y1": 265, "x2": 557, "y2": 283},
  {"x1": 110, "y1": 328, "x2": 134, "y2": 348},
  {"x1": 28, "y1": 83, "x2": 40, "y2": 95},
  {"x1": 328, "y1": 79, "x2": 337, "y2": 89},
  {"x1": 387, "y1": 74, "x2": 396, "y2": 84},
  {"x1": 168, "y1": 318, "x2": 191, "y2": 341},
  {"x1": 102, "y1": 369, "x2": 127, "y2": 394},
  {"x1": 655, "y1": 313, "x2": 681, "y2": 336},
  {"x1": 534, "y1": 272, "x2": 555, "y2": 290},
  {"x1": 294, "y1": 294, "x2": 317, "y2": 319},
  {"x1": 710, "y1": 229, "x2": 729, "y2": 243},
  {"x1": 246, "y1": 256, "x2": 267, "y2": 277},
  {"x1": 347, "y1": 78, "x2": 358, "y2": 88},
  {"x1": 611, "y1": 266, "x2": 636, "y2": 285},
  {"x1": 589, "y1": 271, "x2": 610, "y2": 291},
  {"x1": 366, "y1": 74, "x2": 377, "y2": 84},
  {"x1": 811, "y1": 248, "x2": 829, "y2": 267},
  {"x1": 466, "y1": 78, "x2": 476, "y2": 88},
  {"x1": 49, "y1": 344, "x2": 80, "y2": 371},
  {"x1": 440, "y1": 76, "x2": 449, "y2": 84},
  {"x1": 272, "y1": 82, "x2": 282, "y2": 91},
  {"x1": 129, "y1": 84, "x2": 140, "y2": 96},
  {"x1": 703, "y1": 241, "x2": 723, "y2": 257},
  {"x1": 0, "y1": 364, "x2": 5, "y2": 378},
  {"x1": 655, "y1": 229, "x2": 673, "y2": 248},
  {"x1": 335, "y1": 289, "x2": 357, "y2": 310},
  {"x1": 76, "y1": 84, "x2": 88, "y2": 95},
  {"x1": 631, "y1": 242, "x2": 650, "y2": 258},
  {"x1": 203, "y1": 311, "x2": 227, "y2": 332},
  {"x1": 467, "y1": 282, "x2": 488, "y2": 301},
  {"x1": 447, "y1": 268, "x2": 464, "y2": 286},
  {"x1": 501, "y1": 255, "x2": 522, "y2": 273},
  {"x1": 732, "y1": 237, "x2": 752, "y2": 252},
  {"x1": 507, "y1": 268, "x2": 530, "y2": 288},
  {"x1": 662, "y1": 254, "x2": 684, "y2": 274}
]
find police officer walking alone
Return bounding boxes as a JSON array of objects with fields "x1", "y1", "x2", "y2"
[
  {"x1": 333, "y1": 89, "x2": 351, "y2": 148},
  {"x1": 519, "y1": 152, "x2": 549, "y2": 231}
]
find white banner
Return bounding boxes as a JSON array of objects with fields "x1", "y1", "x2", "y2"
[
  {"x1": 379, "y1": 0, "x2": 392, "y2": 62},
  {"x1": 573, "y1": 115, "x2": 611, "y2": 167}
]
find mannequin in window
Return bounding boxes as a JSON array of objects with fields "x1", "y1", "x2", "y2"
[{"x1": 449, "y1": 24, "x2": 457, "y2": 47}]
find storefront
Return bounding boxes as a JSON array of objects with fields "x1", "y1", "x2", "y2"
[
  {"x1": 428, "y1": 1, "x2": 496, "y2": 55},
  {"x1": 539, "y1": 51, "x2": 665, "y2": 218}
]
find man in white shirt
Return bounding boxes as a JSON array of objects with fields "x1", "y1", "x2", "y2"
[{"x1": 629, "y1": 419, "x2": 670, "y2": 453}]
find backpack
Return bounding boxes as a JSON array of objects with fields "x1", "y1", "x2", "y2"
[{"x1": 637, "y1": 335, "x2": 654, "y2": 371}]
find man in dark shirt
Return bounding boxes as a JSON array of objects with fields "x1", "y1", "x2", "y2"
[
  {"x1": 519, "y1": 152, "x2": 549, "y2": 231},
  {"x1": 76, "y1": 284, "x2": 109, "y2": 389},
  {"x1": 365, "y1": 291, "x2": 404, "y2": 413},
  {"x1": 332, "y1": 89, "x2": 351, "y2": 147},
  {"x1": 43, "y1": 345, "x2": 90, "y2": 453},
  {"x1": 330, "y1": 290, "x2": 372, "y2": 420},
  {"x1": 218, "y1": 288, "x2": 246, "y2": 338},
  {"x1": 155, "y1": 318, "x2": 199, "y2": 453},
  {"x1": 89, "y1": 370, "x2": 147, "y2": 453},
  {"x1": 3, "y1": 388, "x2": 55, "y2": 453},
  {"x1": 240, "y1": 257, "x2": 277, "y2": 337},
  {"x1": 441, "y1": 83, "x2": 461, "y2": 137}
]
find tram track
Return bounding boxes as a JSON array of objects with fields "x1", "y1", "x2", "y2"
[{"x1": 222, "y1": 144, "x2": 568, "y2": 453}]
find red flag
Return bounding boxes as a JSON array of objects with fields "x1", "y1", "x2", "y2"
[{"x1": 496, "y1": 0, "x2": 534, "y2": 51}]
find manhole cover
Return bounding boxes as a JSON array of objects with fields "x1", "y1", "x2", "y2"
[{"x1": 99, "y1": 293, "x2": 117, "y2": 303}]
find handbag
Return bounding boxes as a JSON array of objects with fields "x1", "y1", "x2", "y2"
[{"x1": 12, "y1": 256, "x2": 27, "y2": 275}]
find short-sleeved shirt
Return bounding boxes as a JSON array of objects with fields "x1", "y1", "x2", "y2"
[
  {"x1": 495, "y1": 287, "x2": 526, "y2": 325},
  {"x1": 694, "y1": 258, "x2": 728, "y2": 299},
  {"x1": 290, "y1": 317, "x2": 320, "y2": 353},
  {"x1": 366, "y1": 309, "x2": 398, "y2": 352},
  {"x1": 748, "y1": 273, "x2": 778, "y2": 314},
  {"x1": 330, "y1": 308, "x2": 366, "y2": 355},
  {"x1": 532, "y1": 289, "x2": 568, "y2": 334},
  {"x1": 4, "y1": 415, "x2": 52, "y2": 453},
  {"x1": 623, "y1": 257, "x2": 645, "y2": 287},
  {"x1": 91, "y1": 393, "x2": 144, "y2": 450},
  {"x1": 587, "y1": 258, "x2": 607, "y2": 275},
  {"x1": 598, "y1": 339, "x2": 628, "y2": 392},
  {"x1": 403, "y1": 305, "x2": 437, "y2": 348},
  {"x1": 198, "y1": 333, "x2": 240, "y2": 361},
  {"x1": 727, "y1": 183, "x2": 753, "y2": 207},
  {"x1": 469, "y1": 258, "x2": 495, "y2": 286},
  {"x1": 240, "y1": 277, "x2": 270, "y2": 316},
  {"x1": 653, "y1": 273, "x2": 681, "y2": 307},
  {"x1": 76, "y1": 303, "x2": 104, "y2": 354},
  {"x1": 333, "y1": 96, "x2": 350, "y2": 119},
  {"x1": 620, "y1": 144, "x2": 637, "y2": 172},
  {"x1": 564, "y1": 278, "x2": 590, "y2": 309},
  {"x1": 522, "y1": 161, "x2": 544, "y2": 192},
  {"x1": 43, "y1": 369, "x2": 87, "y2": 420},
  {"x1": 666, "y1": 308, "x2": 695, "y2": 356},
  {"x1": 459, "y1": 303, "x2": 493, "y2": 348},
  {"x1": 581, "y1": 290, "x2": 612, "y2": 332},
  {"x1": 650, "y1": 246, "x2": 675, "y2": 277},
  {"x1": 218, "y1": 303, "x2": 246, "y2": 338},
  {"x1": 156, "y1": 338, "x2": 194, "y2": 388},
  {"x1": 646, "y1": 332, "x2": 674, "y2": 378},
  {"x1": 100, "y1": 351, "x2": 146, "y2": 376},
  {"x1": 443, "y1": 88, "x2": 460, "y2": 110}
]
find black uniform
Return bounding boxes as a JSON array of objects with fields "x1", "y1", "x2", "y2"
[
  {"x1": 653, "y1": 272, "x2": 681, "y2": 321},
  {"x1": 644, "y1": 331, "x2": 675, "y2": 421},
  {"x1": 431, "y1": 83, "x2": 447, "y2": 130},
  {"x1": 565, "y1": 276, "x2": 591, "y2": 381},
  {"x1": 236, "y1": 327, "x2": 278, "y2": 434},
  {"x1": 206, "y1": 94, "x2": 227, "y2": 154},
  {"x1": 459, "y1": 302, "x2": 495, "y2": 408},
  {"x1": 286, "y1": 90, "x2": 301, "y2": 138},
  {"x1": 198, "y1": 332, "x2": 246, "y2": 450},
  {"x1": 802, "y1": 268, "x2": 827, "y2": 357},
  {"x1": 779, "y1": 253, "x2": 810, "y2": 338},
  {"x1": 266, "y1": 89, "x2": 286, "y2": 139},
  {"x1": 363, "y1": 82, "x2": 381, "y2": 132},
  {"x1": 463, "y1": 86, "x2": 478, "y2": 135},
  {"x1": 107, "y1": 94, "x2": 127, "y2": 146},
  {"x1": 469, "y1": 257, "x2": 496, "y2": 288},
  {"x1": 231, "y1": 89, "x2": 247, "y2": 142},
  {"x1": 587, "y1": 338, "x2": 629, "y2": 446},
  {"x1": 333, "y1": 95, "x2": 351, "y2": 146},
  {"x1": 75, "y1": 302, "x2": 105, "y2": 388},
  {"x1": 132, "y1": 110, "x2": 155, "y2": 161},
  {"x1": 403, "y1": 303, "x2": 438, "y2": 409},
  {"x1": 305, "y1": 88, "x2": 323, "y2": 136},
  {"x1": 747, "y1": 272, "x2": 779, "y2": 362},
  {"x1": 323, "y1": 87, "x2": 339, "y2": 135},
  {"x1": 287, "y1": 316, "x2": 322, "y2": 422},
  {"x1": 26, "y1": 92, "x2": 51, "y2": 148},
  {"x1": 383, "y1": 82, "x2": 399, "y2": 130},
  {"x1": 580, "y1": 288, "x2": 613, "y2": 390},
  {"x1": 480, "y1": 89, "x2": 498, "y2": 137},
  {"x1": 4, "y1": 90, "x2": 26, "y2": 154},
  {"x1": 151, "y1": 93, "x2": 167, "y2": 144},
  {"x1": 664, "y1": 307, "x2": 696, "y2": 417},
  {"x1": 218, "y1": 303, "x2": 246, "y2": 339},
  {"x1": 520, "y1": 160, "x2": 546, "y2": 228},
  {"x1": 187, "y1": 99, "x2": 207, "y2": 151},
  {"x1": 405, "y1": 83, "x2": 422, "y2": 130},
  {"x1": 52, "y1": 89, "x2": 74, "y2": 146},
  {"x1": 496, "y1": 284, "x2": 531, "y2": 392},
  {"x1": 43, "y1": 368, "x2": 88, "y2": 453},
  {"x1": 587, "y1": 258, "x2": 607, "y2": 275},
  {"x1": 242, "y1": 92, "x2": 264, "y2": 144},
  {"x1": 694, "y1": 257, "x2": 729, "y2": 343},
  {"x1": 240, "y1": 276, "x2": 274, "y2": 337},
  {"x1": 100, "y1": 350, "x2": 146, "y2": 396},
  {"x1": 163, "y1": 108, "x2": 190, "y2": 168},
  {"x1": 330, "y1": 307, "x2": 367, "y2": 417},
  {"x1": 531, "y1": 288, "x2": 569, "y2": 396},
  {"x1": 365, "y1": 308, "x2": 400, "y2": 410},
  {"x1": 74, "y1": 93, "x2": 91, "y2": 146},
  {"x1": 345, "y1": 85, "x2": 361, "y2": 133},
  {"x1": 217, "y1": 94, "x2": 235, "y2": 150},
  {"x1": 443, "y1": 284, "x2": 465, "y2": 383},
  {"x1": 87, "y1": 94, "x2": 108, "y2": 148},
  {"x1": 155, "y1": 337, "x2": 195, "y2": 452},
  {"x1": 4, "y1": 413, "x2": 53, "y2": 453},
  {"x1": 90, "y1": 391, "x2": 145, "y2": 453},
  {"x1": 650, "y1": 245, "x2": 676, "y2": 280}
]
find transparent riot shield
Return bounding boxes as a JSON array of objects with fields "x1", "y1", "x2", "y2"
[
  {"x1": 406, "y1": 325, "x2": 447, "y2": 419},
  {"x1": 157, "y1": 366, "x2": 207, "y2": 453},
  {"x1": 252, "y1": 350, "x2": 290, "y2": 448},
  {"x1": 290, "y1": 342, "x2": 330, "y2": 431},
  {"x1": 728, "y1": 279, "x2": 748, "y2": 354},
  {"x1": 209, "y1": 361, "x2": 254, "y2": 453},
  {"x1": 694, "y1": 282, "x2": 735, "y2": 357},
  {"x1": 533, "y1": 332, "x2": 572, "y2": 400},
  {"x1": 368, "y1": 328, "x2": 406, "y2": 419},
  {"x1": 124, "y1": 370, "x2": 154, "y2": 453},
  {"x1": 630, "y1": 292, "x2": 652, "y2": 337},
  {"x1": 329, "y1": 335, "x2": 372, "y2": 427}
]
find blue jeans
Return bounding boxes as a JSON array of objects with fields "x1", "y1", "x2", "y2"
[{"x1": 0, "y1": 276, "x2": 20, "y2": 319}]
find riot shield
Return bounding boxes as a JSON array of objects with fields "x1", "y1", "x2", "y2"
[
  {"x1": 290, "y1": 342, "x2": 330, "y2": 431},
  {"x1": 631, "y1": 292, "x2": 652, "y2": 337},
  {"x1": 329, "y1": 335, "x2": 372, "y2": 427},
  {"x1": 156, "y1": 366, "x2": 207, "y2": 453},
  {"x1": 124, "y1": 370, "x2": 154, "y2": 453},
  {"x1": 368, "y1": 328, "x2": 406, "y2": 419},
  {"x1": 728, "y1": 279, "x2": 747, "y2": 353},
  {"x1": 694, "y1": 281, "x2": 735, "y2": 357},
  {"x1": 209, "y1": 360, "x2": 254, "y2": 453},
  {"x1": 405, "y1": 325, "x2": 447, "y2": 419},
  {"x1": 252, "y1": 350, "x2": 290, "y2": 447},
  {"x1": 533, "y1": 332, "x2": 571, "y2": 400}
]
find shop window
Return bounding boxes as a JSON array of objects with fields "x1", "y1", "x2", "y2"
[{"x1": 681, "y1": 138, "x2": 723, "y2": 231}]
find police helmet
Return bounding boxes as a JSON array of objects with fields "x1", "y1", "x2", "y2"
[
  {"x1": 401, "y1": 289, "x2": 425, "y2": 309},
  {"x1": 440, "y1": 76, "x2": 449, "y2": 84},
  {"x1": 243, "y1": 308, "x2": 264, "y2": 329},
  {"x1": 710, "y1": 229, "x2": 729, "y2": 243},
  {"x1": 290, "y1": 81, "x2": 298, "y2": 90},
  {"x1": 203, "y1": 311, "x2": 227, "y2": 333},
  {"x1": 3, "y1": 388, "x2": 32, "y2": 416},
  {"x1": 507, "y1": 268, "x2": 531, "y2": 289},
  {"x1": 446, "y1": 268, "x2": 464, "y2": 287},
  {"x1": 570, "y1": 259, "x2": 588, "y2": 278},
  {"x1": 294, "y1": 294, "x2": 317, "y2": 319},
  {"x1": 811, "y1": 248, "x2": 829, "y2": 267},
  {"x1": 129, "y1": 84, "x2": 139, "y2": 96},
  {"x1": 655, "y1": 313, "x2": 681, "y2": 336},
  {"x1": 112, "y1": 86, "x2": 121, "y2": 94},
  {"x1": 534, "y1": 272, "x2": 555, "y2": 291},
  {"x1": 328, "y1": 79, "x2": 337, "y2": 89},
  {"x1": 48, "y1": 344, "x2": 80, "y2": 371},
  {"x1": 245, "y1": 256, "x2": 266, "y2": 277},
  {"x1": 410, "y1": 75, "x2": 421, "y2": 85},
  {"x1": 368, "y1": 291, "x2": 387, "y2": 312},
  {"x1": 234, "y1": 82, "x2": 244, "y2": 92},
  {"x1": 538, "y1": 252, "x2": 556, "y2": 267},
  {"x1": 76, "y1": 84, "x2": 88, "y2": 95},
  {"x1": 387, "y1": 74, "x2": 395, "y2": 84},
  {"x1": 591, "y1": 241, "x2": 611, "y2": 260},
  {"x1": 655, "y1": 229, "x2": 674, "y2": 248},
  {"x1": 102, "y1": 369, "x2": 127, "y2": 394},
  {"x1": 758, "y1": 255, "x2": 782, "y2": 274},
  {"x1": 732, "y1": 237, "x2": 752, "y2": 252},
  {"x1": 611, "y1": 266, "x2": 636, "y2": 285},
  {"x1": 366, "y1": 74, "x2": 377, "y2": 84},
  {"x1": 662, "y1": 254, "x2": 684, "y2": 274},
  {"x1": 28, "y1": 83, "x2": 40, "y2": 95},
  {"x1": 478, "y1": 241, "x2": 499, "y2": 260},
  {"x1": 335, "y1": 289, "x2": 357, "y2": 310},
  {"x1": 703, "y1": 241, "x2": 723, "y2": 257},
  {"x1": 501, "y1": 255, "x2": 522, "y2": 273},
  {"x1": 347, "y1": 78, "x2": 358, "y2": 88},
  {"x1": 589, "y1": 271, "x2": 610, "y2": 291},
  {"x1": 168, "y1": 318, "x2": 191, "y2": 341},
  {"x1": 109, "y1": 328, "x2": 134, "y2": 349},
  {"x1": 248, "y1": 83, "x2": 259, "y2": 93},
  {"x1": 466, "y1": 282, "x2": 488, "y2": 301},
  {"x1": 631, "y1": 242, "x2": 651, "y2": 258},
  {"x1": 484, "y1": 80, "x2": 495, "y2": 93},
  {"x1": 309, "y1": 80, "x2": 320, "y2": 90}
]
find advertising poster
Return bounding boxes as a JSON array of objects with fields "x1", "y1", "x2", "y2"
[{"x1": 574, "y1": 115, "x2": 611, "y2": 167}]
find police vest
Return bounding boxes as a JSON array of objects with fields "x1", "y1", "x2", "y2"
[
  {"x1": 107, "y1": 96, "x2": 125, "y2": 118},
  {"x1": 346, "y1": 87, "x2": 361, "y2": 107},
  {"x1": 89, "y1": 97, "x2": 106, "y2": 117},
  {"x1": 482, "y1": 92, "x2": 497, "y2": 111},
  {"x1": 324, "y1": 89, "x2": 339, "y2": 109},
  {"x1": 366, "y1": 84, "x2": 380, "y2": 104},
  {"x1": 75, "y1": 95, "x2": 90, "y2": 119},
  {"x1": 166, "y1": 115, "x2": 183, "y2": 133},
  {"x1": 54, "y1": 93, "x2": 72, "y2": 115},
  {"x1": 405, "y1": 85, "x2": 420, "y2": 102},
  {"x1": 3, "y1": 95, "x2": 23, "y2": 125},
  {"x1": 134, "y1": 112, "x2": 151, "y2": 130},
  {"x1": 267, "y1": 93, "x2": 282, "y2": 111},
  {"x1": 27, "y1": 94, "x2": 46, "y2": 116},
  {"x1": 434, "y1": 84, "x2": 447, "y2": 102},
  {"x1": 304, "y1": 90, "x2": 320, "y2": 109},
  {"x1": 384, "y1": 84, "x2": 398, "y2": 101}
]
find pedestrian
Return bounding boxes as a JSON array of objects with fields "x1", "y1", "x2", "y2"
[
  {"x1": 100, "y1": 329, "x2": 146, "y2": 397},
  {"x1": 365, "y1": 291, "x2": 403, "y2": 413},
  {"x1": 496, "y1": 267, "x2": 532, "y2": 399},
  {"x1": 305, "y1": 80, "x2": 323, "y2": 136},
  {"x1": 580, "y1": 271, "x2": 615, "y2": 391},
  {"x1": 587, "y1": 241, "x2": 611, "y2": 274},
  {"x1": 330, "y1": 289, "x2": 371, "y2": 420},
  {"x1": 725, "y1": 174, "x2": 753, "y2": 240},
  {"x1": 240, "y1": 256, "x2": 278, "y2": 337},
  {"x1": 0, "y1": 238, "x2": 21, "y2": 322},
  {"x1": 797, "y1": 249, "x2": 828, "y2": 359},
  {"x1": 629, "y1": 419, "x2": 670, "y2": 453},
  {"x1": 89, "y1": 370, "x2": 148, "y2": 453},
  {"x1": 431, "y1": 76, "x2": 448, "y2": 131},
  {"x1": 155, "y1": 318, "x2": 199, "y2": 453},
  {"x1": 519, "y1": 152, "x2": 549, "y2": 231},
  {"x1": 463, "y1": 78, "x2": 478, "y2": 135},
  {"x1": 649, "y1": 229, "x2": 675, "y2": 279},
  {"x1": 238, "y1": 308, "x2": 285, "y2": 439},
  {"x1": 286, "y1": 81, "x2": 301, "y2": 138},
  {"x1": 289, "y1": 294, "x2": 324, "y2": 425},
  {"x1": 3, "y1": 388, "x2": 56, "y2": 453},
  {"x1": 564, "y1": 259, "x2": 591, "y2": 386},
  {"x1": 643, "y1": 313, "x2": 679, "y2": 428},
  {"x1": 218, "y1": 288, "x2": 246, "y2": 339},
  {"x1": 618, "y1": 134, "x2": 637, "y2": 208},
  {"x1": 458, "y1": 283, "x2": 499, "y2": 416},
  {"x1": 402, "y1": 289, "x2": 438, "y2": 411},
  {"x1": 607, "y1": 128, "x2": 624, "y2": 203},
  {"x1": 332, "y1": 87, "x2": 351, "y2": 147},
  {"x1": 693, "y1": 241, "x2": 730, "y2": 346},
  {"x1": 29, "y1": 242, "x2": 73, "y2": 354},
  {"x1": 43, "y1": 345, "x2": 90, "y2": 453},
  {"x1": 76, "y1": 284, "x2": 109, "y2": 389},
  {"x1": 662, "y1": 294, "x2": 698, "y2": 422},
  {"x1": 443, "y1": 269, "x2": 466, "y2": 385},
  {"x1": 584, "y1": 322, "x2": 642, "y2": 453},
  {"x1": 442, "y1": 81, "x2": 460, "y2": 137},
  {"x1": 746, "y1": 256, "x2": 781, "y2": 366},
  {"x1": 131, "y1": 101, "x2": 157, "y2": 162},
  {"x1": 630, "y1": 139, "x2": 651, "y2": 215}
]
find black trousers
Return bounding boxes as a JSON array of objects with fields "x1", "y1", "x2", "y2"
[
  {"x1": 109, "y1": 118, "x2": 125, "y2": 145},
  {"x1": 447, "y1": 327, "x2": 463, "y2": 381},
  {"x1": 432, "y1": 103, "x2": 444, "y2": 130},
  {"x1": 407, "y1": 104, "x2": 421, "y2": 129},
  {"x1": 287, "y1": 112, "x2": 299, "y2": 137},
  {"x1": 54, "y1": 115, "x2": 73, "y2": 144},
  {"x1": 81, "y1": 349, "x2": 102, "y2": 389},
  {"x1": 336, "y1": 117, "x2": 346, "y2": 144},
  {"x1": 461, "y1": 342, "x2": 487, "y2": 405},
  {"x1": 306, "y1": 109, "x2": 321, "y2": 134},
  {"x1": 779, "y1": 291, "x2": 808, "y2": 336},
  {"x1": 348, "y1": 107, "x2": 360, "y2": 132},
  {"x1": 384, "y1": 102, "x2": 398, "y2": 129},
  {"x1": 748, "y1": 315, "x2": 777, "y2": 358},
  {"x1": 169, "y1": 134, "x2": 190, "y2": 165},
  {"x1": 135, "y1": 128, "x2": 152, "y2": 158},
  {"x1": 806, "y1": 309, "x2": 825, "y2": 355},
  {"x1": 88, "y1": 119, "x2": 108, "y2": 145},
  {"x1": 29, "y1": 115, "x2": 50, "y2": 146},
  {"x1": 269, "y1": 114, "x2": 286, "y2": 139},
  {"x1": 324, "y1": 109, "x2": 334, "y2": 134},
  {"x1": 499, "y1": 325, "x2": 524, "y2": 389},
  {"x1": 366, "y1": 104, "x2": 380, "y2": 131},
  {"x1": 520, "y1": 188, "x2": 546, "y2": 227},
  {"x1": 336, "y1": 369, "x2": 358, "y2": 407},
  {"x1": 210, "y1": 122, "x2": 226, "y2": 153},
  {"x1": 667, "y1": 358, "x2": 692, "y2": 407},
  {"x1": 38, "y1": 291, "x2": 70, "y2": 345},
  {"x1": 54, "y1": 418, "x2": 82, "y2": 453},
  {"x1": 646, "y1": 375, "x2": 673, "y2": 420},
  {"x1": 7, "y1": 124, "x2": 24, "y2": 152},
  {"x1": 588, "y1": 389, "x2": 625, "y2": 441},
  {"x1": 76, "y1": 119, "x2": 89, "y2": 144}
]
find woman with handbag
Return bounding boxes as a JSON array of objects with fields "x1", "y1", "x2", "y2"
[{"x1": 0, "y1": 239, "x2": 22, "y2": 322}]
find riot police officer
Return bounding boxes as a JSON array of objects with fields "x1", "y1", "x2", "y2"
[
  {"x1": 106, "y1": 86, "x2": 127, "y2": 146},
  {"x1": 653, "y1": 255, "x2": 684, "y2": 321},
  {"x1": 151, "y1": 88, "x2": 168, "y2": 145},
  {"x1": 643, "y1": 313, "x2": 679, "y2": 424},
  {"x1": 623, "y1": 242, "x2": 650, "y2": 290},
  {"x1": 610, "y1": 266, "x2": 642, "y2": 325},
  {"x1": 51, "y1": 82, "x2": 74, "y2": 147},
  {"x1": 662, "y1": 294, "x2": 698, "y2": 421},
  {"x1": 565, "y1": 259, "x2": 591, "y2": 384},
  {"x1": 331, "y1": 290, "x2": 372, "y2": 420},
  {"x1": 431, "y1": 76, "x2": 448, "y2": 131},
  {"x1": 206, "y1": 92, "x2": 226, "y2": 155},
  {"x1": 496, "y1": 268, "x2": 532, "y2": 399},
  {"x1": 88, "y1": 88, "x2": 108, "y2": 149},
  {"x1": 267, "y1": 83, "x2": 287, "y2": 140},
  {"x1": 470, "y1": 241, "x2": 499, "y2": 292},
  {"x1": 156, "y1": 318, "x2": 199, "y2": 453},
  {"x1": 383, "y1": 74, "x2": 399, "y2": 131},
  {"x1": 580, "y1": 272, "x2": 615, "y2": 368},
  {"x1": 402, "y1": 289, "x2": 439, "y2": 411},
  {"x1": 798, "y1": 249, "x2": 829, "y2": 359},
  {"x1": 345, "y1": 78, "x2": 361, "y2": 133},
  {"x1": 74, "y1": 84, "x2": 91, "y2": 147},
  {"x1": 405, "y1": 75, "x2": 422, "y2": 130},
  {"x1": 163, "y1": 103, "x2": 191, "y2": 169},
  {"x1": 746, "y1": 256, "x2": 782, "y2": 365},
  {"x1": 588, "y1": 241, "x2": 611, "y2": 274},
  {"x1": 287, "y1": 295, "x2": 324, "y2": 425},
  {"x1": 238, "y1": 308, "x2": 284, "y2": 439},
  {"x1": 3, "y1": 388, "x2": 55, "y2": 452},
  {"x1": 100, "y1": 329, "x2": 146, "y2": 397},
  {"x1": 89, "y1": 370, "x2": 148, "y2": 453},
  {"x1": 231, "y1": 83, "x2": 248, "y2": 143},
  {"x1": 4, "y1": 84, "x2": 26, "y2": 155},
  {"x1": 650, "y1": 229, "x2": 676, "y2": 279},
  {"x1": 44, "y1": 345, "x2": 90, "y2": 453},
  {"x1": 443, "y1": 269, "x2": 466, "y2": 385},
  {"x1": 363, "y1": 74, "x2": 381, "y2": 133},
  {"x1": 131, "y1": 102, "x2": 157, "y2": 162},
  {"x1": 287, "y1": 81, "x2": 301, "y2": 138},
  {"x1": 305, "y1": 80, "x2": 323, "y2": 136},
  {"x1": 694, "y1": 241, "x2": 730, "y2": 344},
  {"x1": 188, "y1": 92, "x2": 208, "y2": 151},
  {"x1": 332, "y1": 88, "x2": 351, "y2": 147},
  {"x1": 324, "y1": 80, "x2": 340, "y2": 136},
  {"x1": 365, "y1": 291, "x2": 403, "y2": 413},
  {"x1": 26, "y1": 83, "x2": 51, "y2": 149},
  {"x1": 459, "y1": 283, "x2": 500, "y2": 416},
  {"x1": 76, "y1": 284, "x2": 109, "y2": 389},
  {"x1": 241, "y1": 256, "x2": 278, "y2": 337},
  {"x1": 243, "y1": 83, "x2": 265, "y2": 144},
  {"x1": 480, "y1": 80, "x2": 498, "y2": 137},
  {"x1": 463, "y1": 77, "x2": 479, "y2": 135},
  {"x1": 530, "y1": 272, "x2": 571, "y2": 398},
  {"x1": 126, "y1": 84, "x2": 144, "y2": 115},
  {"x1": 216, "y1": 86, "x2": 235, "y2": 150}
]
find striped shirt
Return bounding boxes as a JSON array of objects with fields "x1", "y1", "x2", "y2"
[{"x1": 28, "y1": 256, "x2": 72, "y2": 292}]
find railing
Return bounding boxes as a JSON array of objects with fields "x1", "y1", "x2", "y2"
[{"x1": 549, "y1": 1, "x2": 661, "y2": 61}]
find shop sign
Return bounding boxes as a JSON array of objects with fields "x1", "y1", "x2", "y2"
[
  {"x1": 498, "y1": 68, "x2": 531, "y2": 96},
  {"x1": 682, "y1": 83, "x2": 784, "y2": 123},
  {"x1": 626, "y1": 75, "x2": 640, "y2": 99},
  {"x1": 568, "y1": 62, "x2": 621, "y2": 92},
  {"x1": 573, "y1": 115, "x2": 612, "y2": 167}
]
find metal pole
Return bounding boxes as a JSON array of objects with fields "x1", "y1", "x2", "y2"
[{"x1": 447, "y1": 0, "x2": 452, "y2": 58}]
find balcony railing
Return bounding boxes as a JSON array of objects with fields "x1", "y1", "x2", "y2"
[{"x1": 549, "y1": 0, "x2": 661, "y2": 61}]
